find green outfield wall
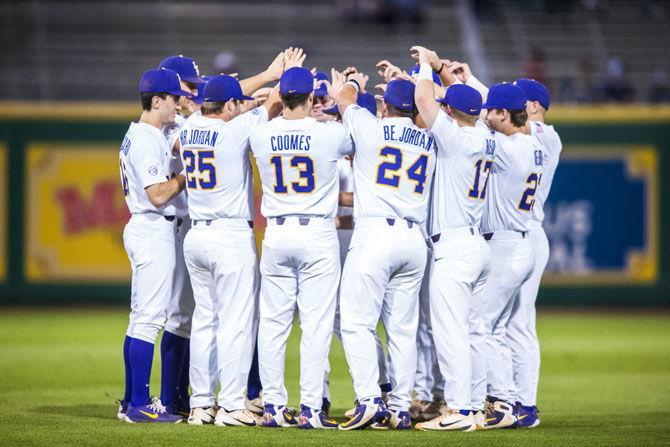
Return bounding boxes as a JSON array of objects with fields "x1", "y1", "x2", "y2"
[{"x1": 0, "y1": 103, "x2": 668, "y2": 305}]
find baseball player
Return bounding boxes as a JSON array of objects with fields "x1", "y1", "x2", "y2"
[
  {"x1": 472, "y1": 83, "x2": 544, "y2": 429},
  {"x1": 250, "y1": 66, "x2": 352, "y2": 430},
  {"x1": 333, "y1": 71, "x2": 436, "y2": 430},
  {"x1": 507, "y1": 78, "x2": 562, "y2": 428},
  {"x1": 118, "y1": 67, "x2": 192, "y2": 423},
  {"x1": 409, "y1": 46, "x2": 493, "y2": 432},
  {"x1": 179, "y1": 74, "x2": 283, "y2": 427},
  {"x1": 155, "y1": 54, "x2": 204, "y2": 417},
  {"x1": 319, "y1": 92, "x2": 393, "y2": 419}
]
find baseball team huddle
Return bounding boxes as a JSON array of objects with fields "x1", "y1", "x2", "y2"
[{"x1": 117, "y1": 44, "x2": 561, "y2": 432}]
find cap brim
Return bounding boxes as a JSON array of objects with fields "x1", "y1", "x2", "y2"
[
  {"x1": 322, "y1": 106, "x2": 339, "y2": 115},
  {"x1": 170, "y1": 89, "x2": 194, "y2": 98},
  {"x1": 182, "y1": 76, "x2": 207, "y2": 85}
]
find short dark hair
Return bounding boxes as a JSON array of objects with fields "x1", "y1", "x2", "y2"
[
  {"x1": 140, "y1": 92, "x2": 170, "y2": 111},
  {"x1": 509, "y1": 109, "x2": 528, "y2": 128},
  {"x1": 281, "y1": 92, "x2": 311, "y2": 110},
  {"x1": 386, "y1": 103, "x2": 418, "y2": 121},
  {"x1": 201, "y1": 100, "x2": 237, "y2": 116}
]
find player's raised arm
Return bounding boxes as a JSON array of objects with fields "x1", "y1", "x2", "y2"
[
  {"x1": 261, "y1": 85, "x2": 283, "y2": 119},
  {"x1": 331, "y1": 69, "x2": 369, "y2": 115},
  {"x1": 238, "y1": 47, "x2": 306, "y2": 95},
  {"x1": 410, "y1": 46, "x2": 441, "y2": 129}
]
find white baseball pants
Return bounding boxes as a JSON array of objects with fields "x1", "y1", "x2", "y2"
[
  {"x1": 340, "y1": 218, "x2": 427, "y2": 412},
  {"x1": 165, "y1": 216, "x2": 195, "y2": 339},
  {"x1": 414, "y1": 249, "x2": 444, "y2": 402},
  {"x1": 481, "y1": 231, "x2": 535, "y2": 405},
  {"x1": 183, "y1": 219, "x2": 258, "y2": 410},
  {"x1": 429, "y1": 229, "x2": 491, "y2": 411},
  {"x1": 258, "y1": 217, "x2": 340, "y2": 410},
  {"x1": 123, "y1": 213, "x2": 176, "y2": 343},
  {"x1": 508, "y1": 226, "x2": 548, "y2": 406}
]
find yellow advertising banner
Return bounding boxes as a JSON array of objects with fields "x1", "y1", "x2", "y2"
[
  {"x1": 0, "y1": 144, "x2": 6, "y2": 282},
  {"x1": 26, "y1": 144, "x2": 130, "y2": 282}
]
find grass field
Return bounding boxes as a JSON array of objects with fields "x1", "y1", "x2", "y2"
[{"x1": 0, "y1": 308, "x2": 669, "y2": 446}]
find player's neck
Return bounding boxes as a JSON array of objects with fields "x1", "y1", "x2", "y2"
[
  {"x1": 501, "y1": 125, "x2": 524, "y2": 137},
  {"x1": 282, "y1": 105, "x2": 311, "y2": 120},
  {"x1": 528, "y1": 112, "x2": 545, "y2": 124},
  {"x1": 139, "y1": 111, "x2": 164, "y2": 130}
]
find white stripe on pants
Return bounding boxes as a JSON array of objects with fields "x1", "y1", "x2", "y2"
[
  {"x1": 429, "y1": 230, "x2": 490, "y2": 410},
  {"x1": 259, "y1": 219, "x2": 340, "y2": 410},
  {"x1": 508, "y1": 227, "x2": 548, "y2": 406},
  {"x1": 340, "y1": 219, "x2": 427, "y2": 411},
  {"x1": 184, "y1": 222, "x2": 258, "y2": 410},
  {"x1": 481, "y1": 231, "x2": 535, "y2": 404}
]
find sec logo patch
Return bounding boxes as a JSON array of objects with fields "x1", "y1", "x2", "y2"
[{"x1": 148, "y1": 166, "x2": 158, "y2": 175}]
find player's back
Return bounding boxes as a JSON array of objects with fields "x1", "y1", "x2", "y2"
[
  {"x1": 529, "y1": 121, "x2": 562, "y2": 228},
  {"x1": 482, "y1": 132, "x2": 544, "y2": 233},
  {"x1": 429, "y1": 110, "x2": 495, "y2": 234},
  {"x1": 250, "y1": 116, "x2": 351, "y2": 218},
  {"x1": 343, "y1": 106, "x2": 436, "y2": 224},
  {"x1": 180, "y1": 109, "x2": 267, "y2": 221}
]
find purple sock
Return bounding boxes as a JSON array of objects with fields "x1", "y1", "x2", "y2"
[
  {"x1": 160, "y1": 331, "x2": 189, "y2": 407},
  {"x1": 380, "y1": 382, "x2": 392, "y2": 393},
  {"x1": 129, "y1": 338, "x2": 154, "y2": 407},
  {"x1": 123, "y1": 335, "x2": 132, "y2": 403},
  {"x1": 178, "y1": 342, "x2": 190, "y2": 403},
  {"x1": 247, "y1": 342, "x2": 262, "y2": 400}
]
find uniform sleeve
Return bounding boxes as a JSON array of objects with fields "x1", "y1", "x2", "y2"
[
  {"x1": 337, "y1": 129, "x2": 355, "y2": 157},
  {"x1": 134, "y1": 135, "x2": 169, "y2": 189},
  {"x1": 491, "y1": 133, "x2": 512, "y2": 173},
  {"x1": 429, "y1": 109, "x2": 460, "y2": 159},
  {"x1": 229, "y1": 107, "x2": 269, "y2": 150},
  {"x1": 343, "y1": 104, "x2": 377, "y2": 148}
]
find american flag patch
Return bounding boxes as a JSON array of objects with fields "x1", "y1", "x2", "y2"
[{"x1": 535, "y1": 122, "x2": 543, "y2": 133}]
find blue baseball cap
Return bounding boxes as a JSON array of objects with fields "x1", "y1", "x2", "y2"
[
  {"x1": 193, "y1": 76, "x2": 212, "y2": 105},
  {"x1": 514, "y1": 78, "x2": 550, "y2": 110},
  {"x1": 409, "y1": 64, "x2": 443, "y2": 87},
  {"x1": 482, "y1": 83, "x2": 527, "y2": 110},
  {"x1": 202, "y1": 75, "x2": 254, "y2": 102},
  {"x1": 158, "y1": 55, "x2": 206, "y2": 84},
  {"x1": 139, "y1": 68, "x2": 193, "y2": 97},
  {"x1": 323, "y1": 92, "x2": 377, "y2": 116},
  {"x1": 384, "y1": 79, "x2": 416, "y2": 111},
  {"x1": 438, "y1": 84, "x2": 482, "y2": 116},
  {"x1": 314, "y1": 71, "x2": 330, "y2": 96},
  {"x1": 280, "y1": 67, "x2": 314, "y2": 95}
]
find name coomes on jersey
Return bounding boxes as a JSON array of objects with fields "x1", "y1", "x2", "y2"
[
  {"x1": 271, "y1": 134, "x2": 312, "y2": 151},
  {"x1": 179, "y1": 128, "x2": 220, "y2": 147},
  {"x1": 383, "y1": 124, "x2": 434, "y2": 151}
]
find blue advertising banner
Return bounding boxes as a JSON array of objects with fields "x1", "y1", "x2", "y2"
[{"x1": 543, "y1": 146, "x2": 658, "y2": 285}]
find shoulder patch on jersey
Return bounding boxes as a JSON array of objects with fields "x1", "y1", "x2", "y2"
[
  {"x1": 350, "y1": 104, "x2": 362, "y2": 112},
  {"x1": 148, "y1": 165, "x2": 159, "y2": 176},
  {"x1": 251, "y1": 108, "x2": 261, "y2": 115}
]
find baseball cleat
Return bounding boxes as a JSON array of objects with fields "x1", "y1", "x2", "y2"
[
  {"x1": 373, "y1": 409, "x2": 410, "y2": 430},
  {"x1": 343, "y1": 400, "x2": 357, "y2": 419},
  {"x1": 245, "y1": 396, "x2": 264, "y2": 415},
  {"x1": 187, "y1": 407, "x2": 216, "y2": 425},
  {"x1": 415, "y1": 409, "x2": 475, "y2": 432},
  {"x1": 124, "y1": 399, "x2": 184, "y2": 423},
  {"x1": 473, "y1": 410, "x2": 486, "y2": 430},
  {"x1": 483, "y1": 397, "x2": 517, "y2": 429},
  {"x1": 116, "y1": 399, "x2": 128, "y2": 421},
  {"x1": 514, "y1": 403, "x2": 540, "y2": 428},
  {"x1": 261, "y1": 404, "x2": 298, "y2": 428},
  {"x1": 338, "y1": 397, "x2": 388, "y2": 431},
  {"x1": 215, "y1": 408, "x2": 261, "y2": 427},
  {"x1": 297, "y1": 405, "x2": 338, "y2": 429}
]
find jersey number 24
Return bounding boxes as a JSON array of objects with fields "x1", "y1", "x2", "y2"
[{"x1": 376, "y1": 146, "x2": 429, "y2": 194}]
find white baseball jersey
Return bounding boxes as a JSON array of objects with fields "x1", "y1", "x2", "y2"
[
  {"x1": 119, "y1": 121, "x2": 179, "y2": 216},
  {"x1": 343, "y1": 105, "x2": 436, "y2": 223},
  {"x1": 481, "y1": 132, "x2": 544, "y2": 233},
  {"x1": 249, "y1": 117, "x2": 353, "y2": 218},
  {"x1": 428, "y1": 110, "x2": 495, "y2": 234},
  {"x1": 179, "y1": 107, "x2": 269, "y2": 221},
  {"x1": 529, "y1": 121, "x2": 562, "y2": 228}
]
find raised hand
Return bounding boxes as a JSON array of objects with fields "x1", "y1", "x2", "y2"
[{"x1": 284, "y1": 47, "x2": 307, "y2": 70}]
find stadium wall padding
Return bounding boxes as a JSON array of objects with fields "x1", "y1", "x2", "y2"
[{"x1": 0, "y1": 103, "x2": 668, "y2": 305}]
